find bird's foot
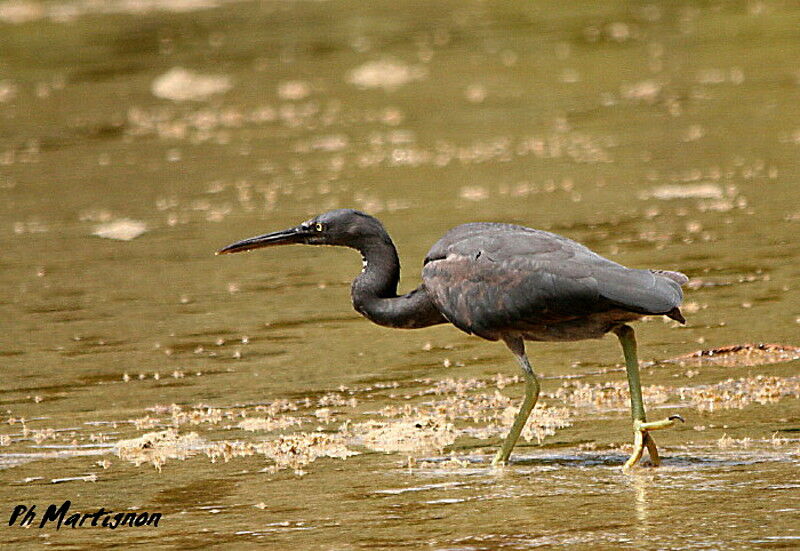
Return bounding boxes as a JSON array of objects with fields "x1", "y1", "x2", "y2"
[
  {"x1": 623, "y1": 415, "x2": 684, "y2": 471},
  {"x1": 490, "y1": 451, "x2": 509, "y2": 467}
]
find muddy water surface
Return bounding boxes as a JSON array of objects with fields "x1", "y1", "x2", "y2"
[{"x1": 1, "y1": 1, "x2": 799, "y2": 549}]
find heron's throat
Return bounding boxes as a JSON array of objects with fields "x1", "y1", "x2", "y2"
[
  {"x1": 350, "y1": 237, "x2": 445, "y2": 329},
  {"x1": 351, "y1": 237, "x2": 401, "y2": 305}
]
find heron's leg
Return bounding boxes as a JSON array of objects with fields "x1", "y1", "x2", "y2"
[
  {"x1": 492, "y1": 336, "x2": 540, "y2": 466},
  {"x1": 614, "y1": 325, "x2": 683, "y2": 470}
]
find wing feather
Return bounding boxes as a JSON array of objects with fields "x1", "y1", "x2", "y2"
[{"x1": 422, "y1": 223, "x2": 685, "y2": 338}]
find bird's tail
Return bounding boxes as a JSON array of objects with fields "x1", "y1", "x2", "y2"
[
  {"x1": 666, "y1": 307, "x2": 686, "y2": 324},
  {"x1": 650, "y1": 270, "x2": 688, "y2": 324},
  {"x1": 651, "y1": 269, "x2": 689, "y2": 286}
]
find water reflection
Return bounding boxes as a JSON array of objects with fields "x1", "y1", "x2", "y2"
[{"x1": 629, "y1": 472, "x2": 651, "y2": 548}]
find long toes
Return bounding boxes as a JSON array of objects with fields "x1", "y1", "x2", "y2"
[
  {"x1": 637, "y1": 414, "x2": 685, "y2": 432},
  {"x1": 625, "y1": 416, "x2": 684, "y2": 470}
]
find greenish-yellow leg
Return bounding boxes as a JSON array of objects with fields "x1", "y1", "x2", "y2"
[
  {"x1": 492, "y1": 337, "x2": 540, "y2": 466},
  {"x1": 614, "y1": 325, "x2": 683, "y2": 470}
]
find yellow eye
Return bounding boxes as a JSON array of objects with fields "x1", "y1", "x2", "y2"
[{"x1": 315, "y1": 223, "x2": 324, "y2": 232}]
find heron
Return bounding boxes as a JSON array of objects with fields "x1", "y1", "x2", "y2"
[{"x1": 218, "y1": 208, "x2": 687, "y2": 469}]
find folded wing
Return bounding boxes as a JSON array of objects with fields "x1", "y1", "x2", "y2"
[{"x1": 422, "y1": 223, "x2": 685, "y2": 338}]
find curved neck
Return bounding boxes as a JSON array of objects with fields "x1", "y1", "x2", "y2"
[
  {"x1": 349, "y1": 232, "x2": 446, "y2": 329},
  {"x1": 352, "y1": 234, "x2": 401, "y2": 301}
]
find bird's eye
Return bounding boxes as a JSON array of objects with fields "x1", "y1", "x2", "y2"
[{"x1": 315, "y1": 223, "x2": 324, "y2": 232}]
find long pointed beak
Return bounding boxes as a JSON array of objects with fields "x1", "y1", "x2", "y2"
[{"x1": 216, "y1": 226, "x2": 307, "y2": 255}]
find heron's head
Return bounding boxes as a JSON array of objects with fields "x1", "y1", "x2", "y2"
[{"x1": 217, "y1": 209, "x2": 389, "y2": 255}]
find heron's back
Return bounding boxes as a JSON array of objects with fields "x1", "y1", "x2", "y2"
[{"x1": 422, "y1": 223, "x2": 686, "y2": 341}]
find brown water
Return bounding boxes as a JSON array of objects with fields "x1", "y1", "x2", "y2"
[{"x1": 2, "y1": 1, "x2": 799, "y2": 548}]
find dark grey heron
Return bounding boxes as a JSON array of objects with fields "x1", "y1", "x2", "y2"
[{"x1": 218, "y1": 209, "x2": 686, "y2": 469}]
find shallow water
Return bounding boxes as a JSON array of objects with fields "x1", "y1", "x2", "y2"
[{"x1": 1, "y1": 0, "x2": 799, "y2": 548}]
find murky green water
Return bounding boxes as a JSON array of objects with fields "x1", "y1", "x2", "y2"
[{"x1": 2, "y1": 1, "x2": 799, "y2": 548}]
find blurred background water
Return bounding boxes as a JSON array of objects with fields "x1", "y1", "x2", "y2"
[{"x1": 1, "y1": 1, "x2": 799, "y2": 548}]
